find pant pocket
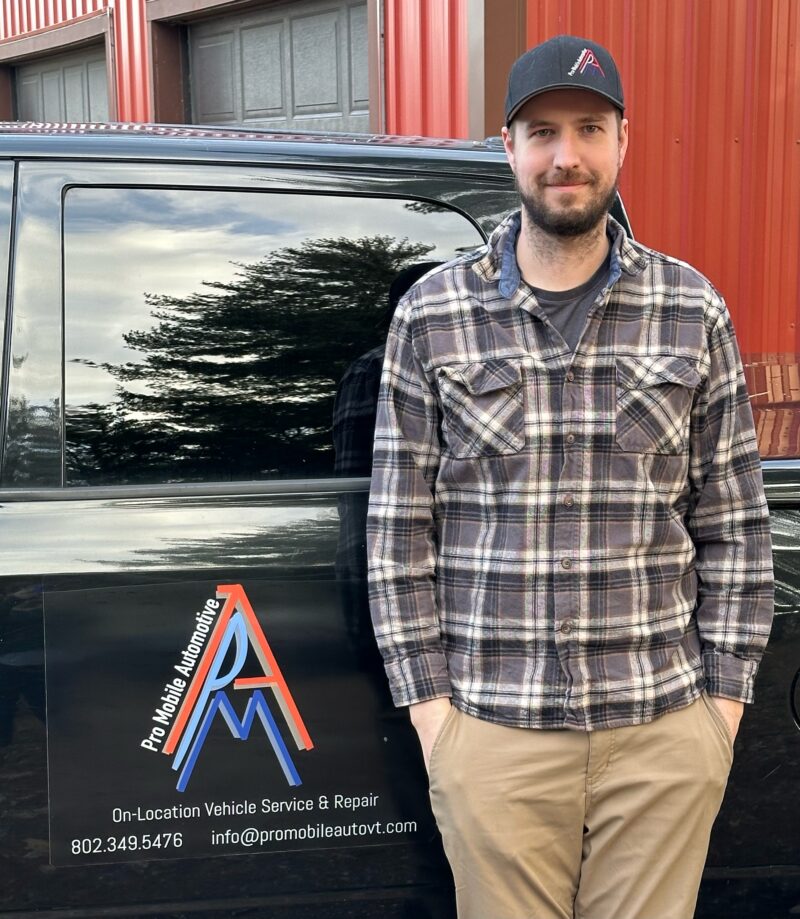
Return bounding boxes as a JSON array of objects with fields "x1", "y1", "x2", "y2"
[
  {"x1": 701, "y1": 692, "x2": 735, "y2": 756},
  {"x1": 428, "y1": 705, "x2": 458, "y2": 783}
]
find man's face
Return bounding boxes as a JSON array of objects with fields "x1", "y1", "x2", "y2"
[{"x1": 501, "y1": 89, "x2": 628, "y2": 237}]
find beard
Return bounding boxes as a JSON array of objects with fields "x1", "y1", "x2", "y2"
[{"x1": 518, "y1": 171, "x2": 619, "y2": 238}]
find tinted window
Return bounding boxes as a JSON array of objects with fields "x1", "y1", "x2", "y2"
[
  {"x1": 0, "y1": 162, "x2": 12, "y2": 400},
  {"x1": 64, "y1": 188, "x2": 483, "y2": 485}
]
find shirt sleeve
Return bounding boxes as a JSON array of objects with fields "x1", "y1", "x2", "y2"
[
  {"x1": 366, "y1": 295, "x2": 451, "y2": 707},
  {"x1": 687, "y1": 298, "x2": 774, "y2": 703}
]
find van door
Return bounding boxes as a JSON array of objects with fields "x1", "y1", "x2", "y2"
[{"x1": 0, "y1": 157, "x2": 508, "y2": 917}]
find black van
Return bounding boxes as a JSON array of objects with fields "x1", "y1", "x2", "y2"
[{"x1": 0, "y1": 123, "x2": 796, "y2": 919}]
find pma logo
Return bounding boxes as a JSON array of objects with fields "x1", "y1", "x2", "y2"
[
  {"x1": 142, "y1": 584, "x2": 313, "y2": 792},
  {"x1": 568, "y1": 48, "x2": 606, "y2": 78}
]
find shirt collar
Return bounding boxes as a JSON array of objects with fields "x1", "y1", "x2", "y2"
[{"x1": 474, "y1": 210, "x2": 647, "y2": 301}]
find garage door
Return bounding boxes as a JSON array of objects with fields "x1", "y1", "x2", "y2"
[
  {"x1": 15, "y1": 45, "x2": 109, "y2": 122},
  {"x1": 189, "y1": 0, "x2": 368, "y2": 132}
]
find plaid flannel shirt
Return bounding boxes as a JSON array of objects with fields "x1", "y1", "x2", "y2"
[{"x1": 367, "y1": 212, "x2": 774, "y2": 730}]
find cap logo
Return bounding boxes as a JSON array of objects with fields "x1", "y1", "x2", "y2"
[{"x1": 568, "y1": 48, "x2": 606, "y2": 78}]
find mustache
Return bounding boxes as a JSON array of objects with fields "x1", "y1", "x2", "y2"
[{"x1": 543, "y1": 171, "x2": 595, "y2": 186}]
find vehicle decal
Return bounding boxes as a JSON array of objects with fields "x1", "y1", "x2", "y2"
[{"x1": 142, "y1": 584, "x2": 313, "y2": 791}]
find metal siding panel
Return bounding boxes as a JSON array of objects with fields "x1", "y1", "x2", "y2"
[
  {"x1": 424, "y1": 0, "x2": 447, "y2": 133},
  {"x1": 0, "y1": 0, "x2": 115, "y2": 33},
  {"x1": 112, "y1": 0, "x2": 152, "y2": 121},
  {"x1": 450, "y1": 0, "x2": 467, "y2": 138},
  {"x1": 524, "y1": 0, "x2": 800, "y2": 356},
  {"x1": 384, "y1": 0, "x2": 467, "y2": 138},
  {"x1": 405, "y1": 0, "x2": 424, "y2": 134},
  {"x1": 390, "y1": 0, "x2": 422, "y2": 134}
]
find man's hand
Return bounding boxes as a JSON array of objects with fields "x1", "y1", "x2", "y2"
[
  {"x1": 409, "y1": 697, "x2": 452, "y2": 773},
  {"x1": 710, "y1": 696, "x2": 745, "y2": 744}
]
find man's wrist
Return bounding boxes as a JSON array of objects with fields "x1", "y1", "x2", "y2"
[{"x1": 409, "y1": 696, "x2": 452, "y2": 728}]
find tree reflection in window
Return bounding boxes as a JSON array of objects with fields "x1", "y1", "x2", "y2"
[
  {"x1": 67, "y1": 235, "x2": 435, "y2": 484},
  {"x1": 64, "y1": 188, "x2": 484, "y2": 485}
]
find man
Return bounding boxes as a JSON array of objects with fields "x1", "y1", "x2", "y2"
[{"x1": 367, "y1": 34, "x2": 773, "y2": 919}]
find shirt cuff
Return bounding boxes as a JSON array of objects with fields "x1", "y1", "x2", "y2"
[
  {"x1": 384, "y1": 650, "x2": 452, "y2": 707},
  {"x1": 703, "y1": 651, "x2": 759, "y2": 703}
]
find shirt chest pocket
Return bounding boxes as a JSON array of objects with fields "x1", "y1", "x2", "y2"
[
  {"x1": 437, "y1": 359, "x2": 525, "y2": 459},
  {"x1": 616, "y1": 356, "x2": 701, "y2": 454}
]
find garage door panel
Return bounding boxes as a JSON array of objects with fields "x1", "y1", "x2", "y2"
[
  {"x1": 87, "y1": 61, "x2": 109, "y2": 121},
  {"x1": 15, "y1": 46, "x2": 108, "y2": 123},
  {"x1": 17, "y1": 76, "x2": 42, "y2": 121},
  {"x1": 64, "y1": 66, "x2": 86, "y2": 122},
  {"x1": 190, "y1": 0, "x2": 368, "y2": 132},
  {"x1": 348, "y1": 3, "x2": 368, "y2": 112},
  {"x1": 290, "y1": 10, "x2": 340, "y2": 114},
  {"x1": 194, "y1": 33, "x2": 237, "y2": 121},
  {"x1": 42, "y1": 71, "x2": 63, "y2": 121},
  {"x1": 242, "y1": 23, "x2": 285, "y2": 118}
]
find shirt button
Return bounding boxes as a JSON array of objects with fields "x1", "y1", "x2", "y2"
[
  {"x1": 561, "y1": 558, "x2": 572, "y2": 570},
  {"x1": 563, "y1": 494, "x2": 574, "y2": 507},
  {"x1": 566, "y1": 433, "x2": 576, "y2": 445},
  {"x1": 566, "y1": 371, "x2": 575, "y2": 382},
  {"x1": 560, "y1": 620, "x2": 574, "y2": 635}
]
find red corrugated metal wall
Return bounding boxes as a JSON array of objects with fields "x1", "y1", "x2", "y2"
[
  {"x1": 383, "y1": 0, "x2": 468, "y2": 139},
  {"x1": 112, "y1": 0, "x2": 150, "y2": 121},
  {"x1": 0, "y1": 0, "x2": 106, "y2": 36},
  {"x1": 0, "y1": 0, "x2": 151, "y2": 121},
  {"x1": 526, "y1": 0, "x2": 800, "y2": 356}
]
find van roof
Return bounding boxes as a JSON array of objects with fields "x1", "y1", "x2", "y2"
[{"x1": 0, "y1": 121, "x2": 512, "y2": 174}]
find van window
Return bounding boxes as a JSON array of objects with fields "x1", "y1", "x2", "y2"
[
  {"x1": 0, "y1": 162, "x2": 13, "y2": 405},
  {"x1": 63, "y1": 188, "x2": 483, "y2": 485}
]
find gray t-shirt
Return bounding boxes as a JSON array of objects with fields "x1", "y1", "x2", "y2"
[{"x1": 528, "y1": 251, "x2": 611, "y2": 354}]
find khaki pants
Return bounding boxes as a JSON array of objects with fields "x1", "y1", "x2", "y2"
[{"x1": 428, "y1": 694, "x2": 733, "y2": 919}]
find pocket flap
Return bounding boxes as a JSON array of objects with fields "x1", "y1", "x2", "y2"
[
  {"x1": 617, "y1": 355, "x2": 700, "y2": 391},
  {"x1": 439, "y1": 359, "x2": 523, "y2": 395}
]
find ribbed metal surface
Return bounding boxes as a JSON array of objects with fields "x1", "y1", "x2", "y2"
[
  {"x1": 0, "y1": 0, "x2": 150, "y2": 122},
  {"x1": 383, "y1": 0, "x2": 468, "y2": 139},
  {"x1": 113, "y1": 0, "x2": 150, "y2": 121},
  {"x1": 0, "y1": 0, "x2": 107, "y2": 39},
  {"x1": 526, "y1": 0, "x2": 800, "y2": 356}
]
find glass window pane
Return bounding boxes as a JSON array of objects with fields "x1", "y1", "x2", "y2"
[
  {"x1": 0, "y1": 162, "x2": 12, "y2": 393},
  {"x1": 64, "y1": 188, "x2": 483, "y2": 485}
]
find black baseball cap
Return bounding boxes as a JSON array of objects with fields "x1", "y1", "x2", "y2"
[{"x1": 505, "y1": 35, "x2": 624, "y2": 126}]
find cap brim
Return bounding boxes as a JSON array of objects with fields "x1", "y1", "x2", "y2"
[{"x1": 506, "y1": 84, "x2": 624, "y2": 126}]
